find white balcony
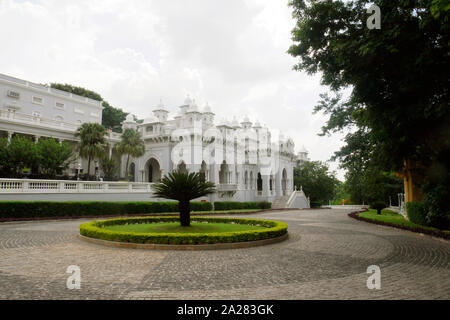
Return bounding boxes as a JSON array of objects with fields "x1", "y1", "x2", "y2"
[{"x1": 0, "y1": 110, "x2": 79, "y2": 132}]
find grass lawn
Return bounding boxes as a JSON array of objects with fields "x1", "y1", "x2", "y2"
[
  {"x1": 359, "y1": 209, "x2": 450, "y2": 235},
  {"x1": 103, "y1": 221, "x2": 267, "y2": 234}
]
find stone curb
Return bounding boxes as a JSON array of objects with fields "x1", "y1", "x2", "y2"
[
  {"x1": 78, "y1": 232, "x2": 289, "y2": 251},
  {"x1": 348, "y1": 210, "x2": 450, "y2": 242}
]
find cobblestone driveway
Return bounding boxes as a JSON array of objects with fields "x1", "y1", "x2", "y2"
[{"x1": 0, "y1": 209, "x2": 448, "y2": 299}]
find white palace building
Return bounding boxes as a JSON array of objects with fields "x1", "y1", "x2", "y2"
[{"x1": 0, "y1": 73, "x2": 310, "y2": 208}]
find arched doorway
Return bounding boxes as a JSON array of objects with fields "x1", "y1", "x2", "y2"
[
  {"x1": 257, "y1": 172, "x2": 262, "y2": 192},
  {"x1": 282, "y1": 168, "x2": 287, "y2": 196},
  {"x1": 146, "y1": 158, "x2": 161, "y2": 182}
]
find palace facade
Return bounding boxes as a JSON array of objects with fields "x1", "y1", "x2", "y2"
[{"x1": 0, "y1": 72, "x2": 310, "y2": 206}]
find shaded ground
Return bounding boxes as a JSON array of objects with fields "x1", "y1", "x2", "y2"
[{"x1": 0, "y1": 209, "x2": 448, "y2": 299}]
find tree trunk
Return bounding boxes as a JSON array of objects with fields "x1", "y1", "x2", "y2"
[
  {"x1": 87, "y1": 156, "x2": 91, "y2": 179},
  {"x1": 377, "y1": 209, "x2": 381, "y2": 215},
  {"x1": 125, "y1": 154, "x2": 130, "y2": 181},
  {"x1": 179, "y1": 200, "x2": 191, "y2": 227}
]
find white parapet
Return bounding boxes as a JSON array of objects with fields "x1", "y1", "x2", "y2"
[{"x1": 0, "y1": 178, "x2": 153, "y2": 194}]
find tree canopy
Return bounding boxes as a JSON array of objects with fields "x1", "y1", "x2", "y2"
[
  {"x1": 288, "y1": 0, "x2": 450, "y2": 173},
  {"x1": 116, "y1": 128, "x2": 145, "y2": 180},
  {"x1": 50, "y1": 83, "x2": 128, "y2": 133},
  {"x1": 293, "y1": 161, "x2": 340, "y2": 207},
  {"x1": 152, "y1": 171, "x2": 216, "y2": 226}
]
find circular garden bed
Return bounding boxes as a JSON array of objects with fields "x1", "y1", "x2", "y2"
[{"x1": 79, "y1": 216, "x2": 288, "y2": 249}]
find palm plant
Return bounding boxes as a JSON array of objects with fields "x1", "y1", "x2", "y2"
[
  {"x1": 116, "y1": 128, "x2": 145, "y2": 180},
  {"x1": 75, "y1": 123, "x2": 108, "y2": 178},
  {"x1": 152, "y1": 171, "x2": 216, "y2": 226}
]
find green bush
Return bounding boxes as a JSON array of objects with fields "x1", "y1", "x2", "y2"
[
  {"x1": 406, "y1": 202, "x2": 428, "y2": 226},
  {"x1": 370, "y1": 201, "x2": 388, "y2": 214},
  {"x1": 80, "y1": 216, "x2": 288, "y2": 245},
  {"x1": 0, "y1": 201, "x2": 212, "y2": 219},
  {"x1": 310, "y1": 201, "x2": 322, "y2": 208},
  {"x1": 213, "y1": 201, "x2": 271, "y2": 211}
]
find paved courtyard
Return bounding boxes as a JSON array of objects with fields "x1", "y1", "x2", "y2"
[{"x1": 0, "y1": 209, "x2": 448, "y2": 299}]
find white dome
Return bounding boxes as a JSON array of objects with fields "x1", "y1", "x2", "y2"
[
  {"x1": 203, "y1": 102, "x2": 213, "y2": 114},
  {"x1": 154, "y1": 99, "x2": 168, "y2": 112},
  {"x1": 253, "y1": 120, "x2": 262, "y2": 128},
  {"x1": 143, "y1": 115, "x2": 158, "y2": 123},
  {"x1": 231, "y1": 117, "x2": 240, "y2": 128},
  {"x1": 188, "y1": 99, "x2": 199, "y2": 113},
  {"x1": 125, "y1": 114, "x2": 135, "y2": 122},
  {"x1": 184, "y1": 94, "x2": 192, "y2": 105}
]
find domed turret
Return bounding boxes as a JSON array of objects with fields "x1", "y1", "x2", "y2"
[
  {"x1": 153, "y1": 99, "x2": 169, "y2": 122},
  {"x1": 240, "y1": 115, "x2": 252, "y2": 129}
]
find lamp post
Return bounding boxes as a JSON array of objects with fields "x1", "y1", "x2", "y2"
[{"x1": 77, "y1": 163, "x2": 81, "y2": 181}]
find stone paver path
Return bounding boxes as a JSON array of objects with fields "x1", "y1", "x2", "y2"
[{"x1": 0, "y1": 209, "x2": 448, "y2": 299}]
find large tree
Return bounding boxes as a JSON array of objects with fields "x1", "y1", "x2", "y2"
[
  {"x1": 288, "y1": 0, "x2": 450, "y2": 204},
  {"x1": 116, "y1": 128, "x2": 145, "y2": 180},
  {"x1": 75, "y1": 123, "x2": 108, "y2": 178},
  {"x1": 294, "y1": 161, "x2": 340, "y2": 206},
  {"x1": 3, "y1": 136, "x2": 37, "y2": 177},
  {"x1": 152, "y1": 171, "x2": 216, "y2": 227},
  {"x1": 50, "y1": 83, "x2": 128, "y2": 132},
  {"x1": 36, "y1": 138, "x2": 75, "y2": 178}
]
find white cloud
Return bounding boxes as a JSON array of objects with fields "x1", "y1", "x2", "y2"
[{"x1": 0, "y1": 0, "x2": 347, "y2": 179}]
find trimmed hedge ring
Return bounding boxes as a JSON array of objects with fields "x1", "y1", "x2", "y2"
[{"x1": 80, "y1": 216, "x2": 288, "y2": 246}]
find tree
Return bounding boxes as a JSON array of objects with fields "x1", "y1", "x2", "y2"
[
  {"x1": 288, "y1": 0, "x2": 450, "y2": 205},
  {"x1": 75, "y1": 123, "x2": 108, "y2": 178},
  {"x1": 293, "y1": 161, "x2": 339, "y2": 207},
  {"x1": 100, "y1": 156, "x2": 118, "y2": 181},
  {"x1": 6, "y1": 136, "x2": 37, "y2": 177},
  {"x1": 36, "y1": 138, "x2": 75, "y2": 178},
  {"x1": 151, "y1": 171, "x2": 216, "y2": 227},
  {"x1": 116, "y1": 128, "x2": 145, "y2": 180},
  {"x1": 50, "y1": 83, "x2": 128, "y2": 132}
]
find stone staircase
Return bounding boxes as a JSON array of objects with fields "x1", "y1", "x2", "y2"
[{"x1": 271, "y1": 195, "x2": 289, "y2": 209}]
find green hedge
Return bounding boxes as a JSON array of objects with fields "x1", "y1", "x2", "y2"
[
  {"x1": 0, "y1": 201, "x2": 212, "y2": 219},
  {"x1": 406, "y1": 202, "x2": 428, "y2": 226},
  {"x1": 80, "y1": 216, "x2": 288, "y2": 245},
  {"x1": 213, "y1": 201, "x2": 271, "y2": 211}
]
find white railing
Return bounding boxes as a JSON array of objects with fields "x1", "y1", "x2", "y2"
[
  {"x1": 0, "y1": 110, "x2": 79, "y2": 131},
  {"x1": 286, "y1": 189, "x2": 297, "y2": 208},
  {"x1": 0, "y1": 73, "x2": 101, "y2": 107},
  {"x1": 0, "y1": 178, "x2": 153, "y2": 193}
]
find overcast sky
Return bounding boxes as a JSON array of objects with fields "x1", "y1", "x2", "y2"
[{"x1": 0, "y1": 0, "x2": 347, "y2": 180}]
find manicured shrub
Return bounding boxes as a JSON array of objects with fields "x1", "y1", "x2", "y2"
[
  {"x1": 310, "y1": 201, "x2": 322, "y2": 208},
  {"x1": 0, "y1": 201, "x2": 212, "y2": 219},
  {"x1": 406, "y1": 202, "x2": 428, "y2": 226},
  {"x1": 80, "y1": 216, "x2": 288, "y2": 245},
  {"x1": 369, "y1": 201, "x2": 388, "y2": 214},
  {"x1": 213, "y1": 201, "x2": 271, "y2": 211}
]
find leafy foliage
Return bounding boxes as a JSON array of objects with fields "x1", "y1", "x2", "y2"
[
  {"x1": 100, "y1": 156, "x2": 118, "y2": 181},
  {"x1": 75, "y1": 123, "x2": 109, "y2": 178},
  {"x1": 50, "y1": 83, "x2": 128, "y2": 132},
  {"x1": 116, "y1": 128, "x2": 145, "y2": 180},
  {"x1": 36, "y1": 138, "x2": 75, "y2": 178},
  {"x1": 293, "y1": 161, "x2": 340, "y2": 206},
  {"x1": 288, "y1": 0, "x2": 450, "y2": 223},
  {"x1": 152, "y1": 171, "x2": 216, "y2": 226},
  {"x1": 0, "y1": 136, "x2": 37, "y2": 177}
]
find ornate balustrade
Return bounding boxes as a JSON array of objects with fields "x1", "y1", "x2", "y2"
[{"x1": 0, "y1": 178, "x2": 153, "y2": 193}]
